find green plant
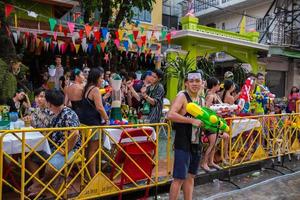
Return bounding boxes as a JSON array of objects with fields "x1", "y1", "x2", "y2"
[
  {"x1": 163, "y1": 51, "x2": 195, "y2": 92},
  {"x1": 232, "y1": 63, "x2": 247, "y2": 87},
  {"x1": 0, "y1": 59, "x2": 17, "y2": 103},
  {"x1": 197, "y1": 56, "x2": 215, "y2": 80}
]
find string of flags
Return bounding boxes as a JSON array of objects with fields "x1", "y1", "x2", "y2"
[{"x1": 2, "y1": 2, "x2": 178, "y2": 60}]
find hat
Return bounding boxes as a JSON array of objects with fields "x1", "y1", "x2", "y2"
[{"x1": 224, "y1": 71, "x2": 234, "y2": 79}]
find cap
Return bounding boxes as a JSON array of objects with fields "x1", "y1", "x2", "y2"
[{"x1": 224, "y1": 71, "x2": 234, "y2": 79}]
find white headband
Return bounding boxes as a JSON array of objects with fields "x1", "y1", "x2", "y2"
[{"x1": 188, "y1": 73, "x2": 202, "y2": 80}]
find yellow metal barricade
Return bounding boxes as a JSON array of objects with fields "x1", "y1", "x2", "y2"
[
  {"x1": 0, "y1": 123, "x2": 171, "y2": 200},
  {"x1": 222, "y1": 113, "x2": 300, "y2": 168}
]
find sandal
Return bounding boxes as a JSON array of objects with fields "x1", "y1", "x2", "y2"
[
  {"x1": 209, "y1": 164, "x2": 223, "y2": 170},
  {"x1": 200, "y1": 166, "x2": 213, "y2": 173}
]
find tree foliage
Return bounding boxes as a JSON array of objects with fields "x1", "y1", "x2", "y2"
[
  {"x1": 79, "y1": 0, "x2": 156, "y2": 28},
  {"x1": 163, "y1": 52, "x2": 196, "y2": 92}
]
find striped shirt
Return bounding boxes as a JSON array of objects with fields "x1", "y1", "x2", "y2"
[{"x1": 146, "y1": 83, "x2": 165, "y2": 123}]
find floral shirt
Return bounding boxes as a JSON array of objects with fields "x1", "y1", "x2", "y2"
[
  {"x1": 50, "y1": 107, "x2": 81, "y2": 151},
  {"x1": 31, "y1": 107, "x2": 54, "y2": 128}
]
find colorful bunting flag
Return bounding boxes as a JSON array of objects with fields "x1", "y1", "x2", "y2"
[
  {"x1": 118, "y1": 29, "x2": 125, "y2": 41},
  {"x1": 146, "y1": 31, "x2": 152, "y2": 41},
  {"x1": 114, "y1": 39, "x2": 120, "y2": 48},
  {"x1": 59, "y1": 24, "x2": 63, "y2": 32},
  {"x1": 5, "y1": 4, "x2": 14, "y2": 18},
  {"x1": 79, "y1": 29, "x2": 84, "y2": 39},
  {"x1": 123, "y1": 40, "x2": 129, "y2": 52},
  {"x1": 49, "y1": 18, "x2": 57, "y2": 32},
  {"x1": 101, "y1": 28, "x2": 108, "y2": 39},
  {"x1": 137, "y1": 39, "x2": 143, "y2": 48},
  {"x1": 140, "y1": 27, "x2": 145, "y2": 34},
  {"x1": 115, "y1": 30, "x2": 119, "y2": 39},
  {"x1": 67, "y1": 22, "x2": 75, "y2": 34},
  {"x1": 94, "y1": 31, "x2": 100, "y2": 41},
  {"x1": 96, "y1": 44, "x2": 101, "y2": 53},
  {"x1": 128, "y1": 34, "x2": 134, "y2": 43},
  {"x1": 161, "y1": 30, "x2": 167, "y2": 40},
  {"x1": 75, "y1": 44, "x2": 80, "y2": 54},
  {"x1": 53, "y1": 32, "x2": 57, "y2": 41},
  {"x1": 100, "y1": 42, "x2": 106, "y2": 52},
  {"x1": 85, "y1": 25, "x2": 92, "y2": 38},
  {"x1": 63, "y1": 29, "x2": 68, "y2": 37},
  {"x1": 133, "y1": 30, "x2": 139, "y2": 40},
  {"x1": 166, "y1": 33, "x2": 172, "y2": 44},
  {"x1": 154, "y1": 31, "x2": 160, "y2": 41},
  {"x1": 141, "y1": 35, "x2": 146, "y2": 45},
  {"x1": 104, "y1": 53, "x2": 109, "y2": 63}
]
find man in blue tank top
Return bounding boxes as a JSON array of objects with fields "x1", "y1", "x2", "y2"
[{"x1": 167, "y1": 71, "x2": 204, "y2": 200}]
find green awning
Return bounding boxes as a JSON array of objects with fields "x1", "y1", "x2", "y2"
[{"x1": 269, "y1": 47, "x2": 300, "y2": 59}]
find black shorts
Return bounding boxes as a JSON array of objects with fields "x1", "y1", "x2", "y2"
[{"x1": 173, "y1": 148, "x2": 201, "y2": 179}]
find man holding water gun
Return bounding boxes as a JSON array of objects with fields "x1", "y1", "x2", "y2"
[{"x1": 167, "y1": 71, "x2": 204, "y2": 200}]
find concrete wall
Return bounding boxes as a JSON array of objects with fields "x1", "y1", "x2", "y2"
[{"x1": 198, "y1": 1, "x2": 273, "y2": 32}]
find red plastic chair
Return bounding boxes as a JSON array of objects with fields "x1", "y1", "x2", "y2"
[{"x1": 110, "y1": 128, "x2": 156, "y2": 200}]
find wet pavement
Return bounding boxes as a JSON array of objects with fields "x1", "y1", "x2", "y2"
[{"x1": 153, "y1": 155, "x2": 300, "y2": 200}]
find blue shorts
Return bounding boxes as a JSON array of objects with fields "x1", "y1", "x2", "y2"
[
  {"x1": 173, "y1": 149, "x2": 201, "y2": 179},
  {"x1": 49, "y1": 149, "x2": 75, "y2": 170}
]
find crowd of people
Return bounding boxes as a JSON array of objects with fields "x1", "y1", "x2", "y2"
[
  {"x1": 168, "y1": 70, "x2": 300, "y2": 200},
  {"x1": 2, "y1": 54, "x2": 300, "y2": 199}
]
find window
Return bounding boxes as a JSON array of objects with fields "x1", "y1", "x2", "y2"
[
  {"x1": 132, "y1": 7, "x2": 151, "y2": 23},
  {"x1": 222, "y1": 22, "x2": 225, "y2": 30}
]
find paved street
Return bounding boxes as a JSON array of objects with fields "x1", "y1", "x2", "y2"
[{"x1": 154, "y1": 158, "x2": 300, "y2": 200}]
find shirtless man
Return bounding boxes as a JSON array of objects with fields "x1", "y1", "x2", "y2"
[
  {"x1": 167, "y1": 71, "x2": 204, "y2": 200},
  {"x1": 64, "y1": 68, "x2": 85, "y2": 112}
]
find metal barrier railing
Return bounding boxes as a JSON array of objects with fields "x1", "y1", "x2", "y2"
[
  {"x1": 0, "y1": 123, "x2": 171, "y2": 200},
  {"x1": 222, "y1": 113, "x2": 300, "y2": 168}
]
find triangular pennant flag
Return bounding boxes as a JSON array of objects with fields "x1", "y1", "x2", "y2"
[
  {"x1": 70, "y1": 43, "x2": 75, "y2": 53},
  {"x1": 79, "y1": 29, "x2": 84, "y2": 39},
  {"x1": 104, "y1": 53, "x2": 109, "y2": 63},
  {"x1": 123, "y1": 40, "x2": 129, "y2": 52},
  {"x1": 58, "y1": 40, "x2": 64, "y2": 52},
  {"x1": 61, "y1": 43, "x2": 67, "y2": 54},
  {"x1": 118, "y1": 29, "x2": 125, "y2": 41},
  {"x1": 114, "y1": 39, "x2": 120, "y2": 48},
  {"x1": 115, "y1": 30, "x2": 119, "y2": 39},
  {"x1": 140, "y1": 27, "x2": 145, "y2": 34},
  {"x1": 67, "y1": 22, "x2": 75, "y2": 34},
  {"x1": 94, "y1": 31, "x2": 100, "y2": 41},
  {"x1": 53, "y1": 32, "x2": 57, "y2": 41},
  {"x1": 81, "y1": 38, "x2": 87, "y2": 51},
  {"x1": 49, "y1": 18, "x2": 57, "y2": 32},
  {"x1": 105, "y1": 32, "x2": 110, "y2": 42},
  {"x1": 154, "y1": 31, "x2": 161, "y2": 41},
  {"x1": 128, "y1": 38, "x2": 133, "y2": 48},
  {"x1": 141, "y1": 35, "x2": 146, "y2": 45},
  {"x1": 59, "y1": 24, "x2": 63, "y2": 32},
  {"x1": 12, "y1": 32, "x2": 17, "y2": 43},
  {"x1": 133, "y1": 30, "x2": 139, "y2": 40},
  {"x1": 101, "y1": 28, "x2": 108, "y2": 39},
  {"x1": 146, "y1": 31, "x2": 152, "y2": 41},
  {"x1": 88, "y1": 43, "x2": 93, "y2": 53},
  {"x1": 100, "y1": 42, "x2": 106, "y2": 52},
  {"x1": 128, "y1": 34, "x2": 134, "y2": 43},
  {"x1": 75, "y1": 44, "x2": 80, "y2": 54},
  {"x1": 137, "y1": 39, "x2": 143, "y2": 48},
  {"x1": 72, "y1": 35, "x2": 76, "y2": 45},
  {"x1": 96, "y1": 44, "x2": 101, "y2": 53},
  {"x1": 63, "y1": 29, "x2": 68, "y2": 37},
  {"x1": 161, "y1": 30, "x2": 167, "y2": 40},
  {"x1": 166, "y1": 33, "x2": 172, "y2": 44},
  {"x1": 5, "y1": 4, "x2": 14, "y2": 18},
  {"x1": 85, "y1": 25, "x2": 92, "y2": 38},
  {"x1": 36, "y1": 38, "x2": 41, "y2": 48},
  {"x1": 171, "y1": 30, "x2": 177, "y2": 36}
]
